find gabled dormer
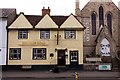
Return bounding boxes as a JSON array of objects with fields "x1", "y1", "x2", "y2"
[
  {"x1": 8, "y1": 12, "x2": 33, "y2": 29},
  {"x1": 35, "y1": 14, "x2": 58, "y2": 29},
  {"x1": 60, "y1": 14, "x2": 84, "y2": 29}
]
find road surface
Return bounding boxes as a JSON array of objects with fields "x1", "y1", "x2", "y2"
[{"x1": 2, "y1": 77, "x2": 120, "y2": 80}]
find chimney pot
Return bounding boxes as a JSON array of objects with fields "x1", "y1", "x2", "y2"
[
  {"x1": 42, "y1": 7, "x2": 51, "y2": 16},
  {"x1": 43, "y1": 7, "x2": 45, "y2": 9}
]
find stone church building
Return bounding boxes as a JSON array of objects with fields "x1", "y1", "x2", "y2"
[{"x1": 75, "y1": 0, "x2": 120, "y2": 69}]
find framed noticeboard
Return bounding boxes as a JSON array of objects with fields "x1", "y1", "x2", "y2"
[{"x1": 98, "y1": 64, "x2": 111, "y2": 70}]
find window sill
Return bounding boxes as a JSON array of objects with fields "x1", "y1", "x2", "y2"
[{"x1": 9, "y1": 58, "x2": 21, "y2": 60}]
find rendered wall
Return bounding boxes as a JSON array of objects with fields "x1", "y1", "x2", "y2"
[
  {"x1": 0, "y1": 18, "x2": 7, "y2": 65},
  {"x1": 8, "y1": 30, "x2": 83, "y2": 65}
]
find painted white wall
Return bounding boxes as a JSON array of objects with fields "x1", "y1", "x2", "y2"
[{"x1": 0, "y1": 18, "x2": 7, "y2": 65}]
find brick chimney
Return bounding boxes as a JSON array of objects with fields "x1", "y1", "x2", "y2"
[{"x1": 42, "y1": 7, "x2": 51, "y2": 16}]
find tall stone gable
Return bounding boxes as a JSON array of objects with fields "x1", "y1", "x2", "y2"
[{"x1": 78, "y1": 0, "x2": 120, "y2": 57}]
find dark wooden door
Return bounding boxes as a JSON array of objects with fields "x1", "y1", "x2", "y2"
[{"x1": 58, "y1": 50, "x2": 65, "y2": 65}]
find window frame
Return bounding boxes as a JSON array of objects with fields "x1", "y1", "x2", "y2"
[
  {"x1": 9, "y1": 48, "x2": 21, "y2": 60},
  {"x1": 99, "y1": 6, "x2": 104, "y2": 27},
  {"x1": 40, "y1": 30, "x2": 50, "y2": 39},
  {"x1": 91, "y1": 12, "x2": 96, "y2": 35},
  {"x1": 107, "y1": 13, "x2": 112, "y2": 35},
  {"x1": 33, "y1": 48, "x2": 46, "y2": 60},
  {"x1": 18, "y1": 30, "x2": 28, "y2": 39},
  {"x1": 70, "y1": 50, "x2": 78, "y2": 62},
  {"x1": 65, "y1": 30, "x2": 76, "y2": 39}
]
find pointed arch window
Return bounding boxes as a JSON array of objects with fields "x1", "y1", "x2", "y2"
[
  {"x1": 107, "y1": 13, "x2": 112, "y2": 35},
  {"x1": 99, "y1": 6, "x2": 104, "y2": 27},
  {"x1": 91, "y1": 12, "x2": 96, "y2": 35},
  {"x1": 100, "y1": 38, "x2": 110, "y2": 56}
]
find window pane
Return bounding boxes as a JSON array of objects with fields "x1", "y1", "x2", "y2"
[
  {"x1": 40, "y1": 30, "x2": 50, "y2": 39},
  {"x1": 70, "y1": 51, "x2": 78, "y2": 62},
  {"x1": 18, "y1": 30, "x2": 28, "y2": 39},
  {"x1": 91, "y1": 12, "x2": 96, "y2": 35},
  {"x1": 65, "y1": 30, "x2": 76, "y2": 39},
  {"x1": 107, "y1": 13, "x2": 112, "y2": 35},
  {"x1": 33, "y1": 48, "x2": 46, "y2": 60},
  {"x1": 37, "y1": 49, "x2": 41, "y2": 53},
  {"x1": 9, "y1": 48, "x2": 21, "y2": 60},
  {"x1": 99, "y1": 6, "x2": 104, "y2": 27}
]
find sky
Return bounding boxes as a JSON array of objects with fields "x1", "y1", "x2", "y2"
[{"x1": 0, "y1": 0, "x2": 120, "y2": 15}]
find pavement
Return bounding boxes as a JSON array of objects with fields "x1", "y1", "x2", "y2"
[{"x1": 1, "y1": 70, "x2": 120, "y2": 79}]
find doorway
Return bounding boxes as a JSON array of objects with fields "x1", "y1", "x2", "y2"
[
  {"x1": 57, "y1": 50, "x2": 65, "y2": 65},
  {"x1": 70, "y1": 51, "x2": 78, "y2": 67},
  {"x1": 101, "y1": 38, "x2": 110, "y2": 56}
]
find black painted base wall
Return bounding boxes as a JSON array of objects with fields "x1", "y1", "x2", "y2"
[{"x1": 2, "y1": 65, "x2": 83, "y2": 71}]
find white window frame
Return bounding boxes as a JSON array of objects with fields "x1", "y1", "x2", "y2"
[
  {"x1": 18, "y1": 30, "x2": 28, "y2": 39},
  {"x1": 65, "y1": 30, "x2": 76, "y2": 39},
  {"x1": 40, "y1": 30, "x2": 50, "y2": 39}
]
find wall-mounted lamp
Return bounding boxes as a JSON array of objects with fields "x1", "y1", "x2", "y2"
[
  {"x1": 55, "y1": 48, "x2": 57, "y2": 52},
  {"x1": 55, "y1": 35, "x2": 61, "y2": 37},
  {"x1": 50, "y1": 53, "x2": 54, "y2": 57}
]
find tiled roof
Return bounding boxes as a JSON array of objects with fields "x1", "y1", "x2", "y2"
[
  {"x1": 0, "y1": 8, "x2": 16, "y2": 18},
  {"x1": 25, "y1": 15, "x2": 68, "y2": 27},
  {"x1": 26, "y1": 15, "x2": 43, "y2": 27},
  {"x1": 51, "y1": 16, "x2": 68, "y2": 27},
  {"x1": 8, "y1": 13, "x2": 84, "y2": 28}
]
